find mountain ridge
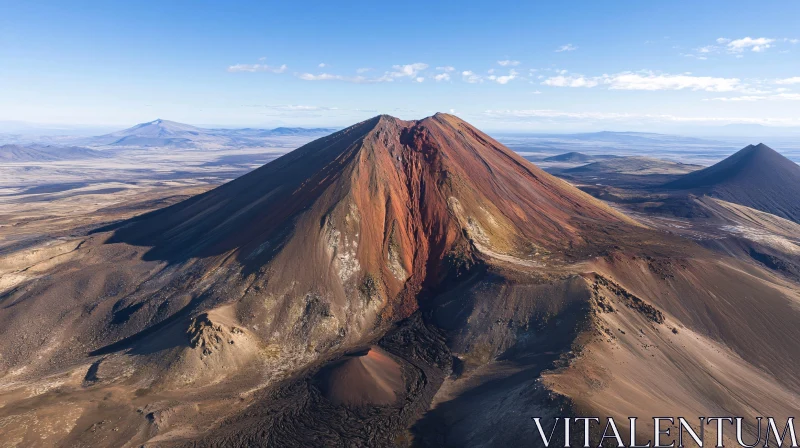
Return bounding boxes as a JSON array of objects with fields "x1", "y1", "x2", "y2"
[{"x1": 0, "y1": 143, "x2": 109, "y2": 162}]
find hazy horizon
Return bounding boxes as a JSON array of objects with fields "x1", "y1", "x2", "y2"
[{"x1": 3, "y1": 116, "x2": 800, "y2": 140}]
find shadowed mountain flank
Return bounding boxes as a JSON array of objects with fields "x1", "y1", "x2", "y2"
[
  {"x1": 101, "y1": 116, "x2": 383, "y2": 262},
  {"x1": 664, "y1": 143, "x2": 800, "y2": 222}
]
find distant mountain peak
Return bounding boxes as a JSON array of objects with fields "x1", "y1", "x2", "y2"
[
  {"x1": 116, "y1": 119, "x2": 200, "y2": 133},
  {"x1": 717, "y1": 143, "x2": 787, "y2": 168},
  {"x1": 749, "y1": 142, "x2": 776, "y2": 153},
  {"x1": 664, "y1": 143, "x2": 800, "y2": 222},
  {"x1": 89, "y1": 119, "x2": 208, "y2": 147},
  {"x1": 740, "y1": 142, "x2": 772, "y2": 151}
]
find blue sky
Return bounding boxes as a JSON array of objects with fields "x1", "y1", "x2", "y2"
[{"x1": 1, "y1": 0, "x2": 799, "y2": 132}]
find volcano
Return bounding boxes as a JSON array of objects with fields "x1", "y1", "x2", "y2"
[
  {"x1": 91, "y1": 119, "x2": 209, "y2": 147},
  {"x1": 664, "y1": 143, "x2": 800, "y2": 222},
  {"x1": 105, "y1": 113, "x2": 631, "y2": 319},
  {"x1": 90, "y1": 119, "x2": 339, "y2": 148},
  {"x1": 3, "y1": 115, "x2": 800, "y2": 447}
]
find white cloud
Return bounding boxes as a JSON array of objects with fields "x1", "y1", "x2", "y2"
[
  {"x1": 497, "y1": 60, "x2": 520, "y2": 66},
  {"x1": 541, "y1": 71, "x2": 742, "y2": 92},
  {"x1": 227, "y1": 63, "x2": 287, "y2": 73},
  {"x1": 496, "y1": 71, "x2": 519, "y2": 84},
  {"x1": 296, "y1": 72, "x2": 391, "y2": 83},
  {"x1": 709, "y1": 96, "x2": 767, "y2": 102},
  {"x1": 488, "y1": 69, "x2": 519, "y2": 84},
  {"x1": 252, "y1": 104, "x2": 339, "y2": 112},
  {"x1": 298, "y1": 73, "x2": 345, "y2": 81},
  {"x1": 390, "y1": 63, "x2": 428, "y2": 78},
  {"x1": 318, "y1": 63, "x2": 327, "y2": 68},
  {"x1": 286, "y1": 105, "x2": 332, "y2": 111},
  {"x1": 605, "y1": 72, "x2": 741, "y2": 92},
  {"x1": 683, "y1": 45, "x2": 720, "y2": 59},
  {"x1": 727, "y1": 37, "x2": 775, "y2": 52},
  {"x1": 436, "y1": 66, "x2": 455, "y2": 72},
  {"x1": 555, "y1": 44, "x2": 578, "y2": 52},
  {"x1": 241, "y1": 104, "x2": 349, "y2": 118},
  {"x1": 776, "y1": 77, "x2": 800, "y2": 85},
  {"x1": 541, "y1": 75, "x2": 599, "y2": 88},
  {"x1": 434, "y1": 73, "x2": 451, "y2": 82},
  {"x1": 691, "y1": 37, "x2": 796, "y2": 57},
  {"x1": 462, "y1": 70, "x2": 483, "y2": 84},
  {"x1": 711, "y1": 93, "x2": 800, "y2": 101},
  {"x1": 684, "y1": 44, "x2": 721, "y2": 59},
  {"x1": 485, "y1": 109, "x2": 631, "y2": 120},
  {"x1": 295, "y1": 62, "x2": 428, "y2": 84}
]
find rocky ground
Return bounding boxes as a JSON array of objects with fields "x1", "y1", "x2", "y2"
[{"x1": 1, "y1": 115, "x2": 799, "y2": 447}]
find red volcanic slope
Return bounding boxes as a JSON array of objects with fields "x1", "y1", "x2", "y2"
[{"x1": 109, "y1": 114, "x2": 631, "y2": 322}]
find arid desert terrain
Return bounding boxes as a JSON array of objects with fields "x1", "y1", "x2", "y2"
[{"x1": 1, "y1": 116, "x2": 799, "y2": 447}]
